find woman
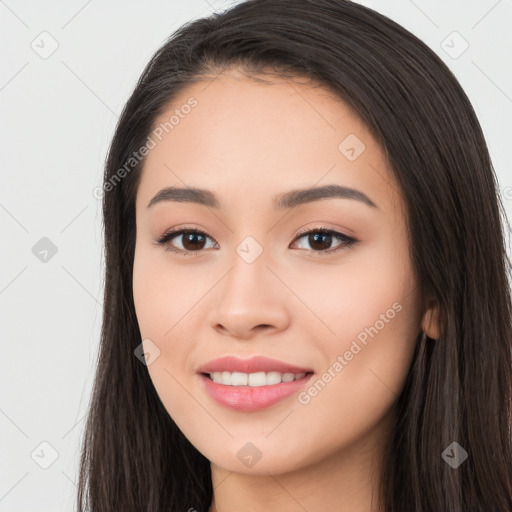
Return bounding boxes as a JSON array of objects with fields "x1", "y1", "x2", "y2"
[{"x1": 77, "y1": 0, "x2": 512, "y2": 510}]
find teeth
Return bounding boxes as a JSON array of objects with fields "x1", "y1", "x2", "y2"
[{"x1": 209, "y1": 371, "x2": 307, "y2": 386}]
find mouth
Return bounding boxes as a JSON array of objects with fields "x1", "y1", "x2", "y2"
[
  {"x1": 196, "y1": 354, "x2": 314, "y2": 376},
  {"x1": 198, "y1": 371, "x2": 315, "y2": 412},
  {"x1": 200, "y1": 370, "x2": 314, "y2": 387}
]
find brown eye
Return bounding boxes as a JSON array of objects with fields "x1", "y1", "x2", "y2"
[
  {"x1": 306, "y1": 232, "x2": 334, "y2": 251},
  {"x1": 292, "y1": 228, "x2": 357, "y2": 254},
  {"x1": 155, "y1": 226, "x2": 357, "y2": 256},
  {"x1": 156, "y1": 229, "x2": 217, "y2": 255},
  {"x1": 180, "y1": 232, "x2": 208, "y2": 251}
]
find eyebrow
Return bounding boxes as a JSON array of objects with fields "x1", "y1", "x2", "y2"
[{"x1": 147, "y1": 184, "x2": 377, "y2": 210}]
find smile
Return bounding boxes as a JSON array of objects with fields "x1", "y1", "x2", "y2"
[{"x1": 199, "y1": 372, "x2": 314, "y2": 412}]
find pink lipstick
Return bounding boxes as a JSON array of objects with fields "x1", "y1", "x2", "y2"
[{"x1": 197, "y1": 356, "x2": 314, "y2": 412}]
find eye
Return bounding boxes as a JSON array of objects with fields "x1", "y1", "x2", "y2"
[
  {"x1": 155, "y1": 228, "x2": 218, "y2": 256},
  {"x1": 290, "y1": 226, "x2": 357, "y2": 255},
  {"x1": 154, "y1": 225, "x2": 357, "y2": 256}
]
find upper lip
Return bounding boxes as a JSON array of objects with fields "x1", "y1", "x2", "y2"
[{"x1": 197, "y1": 356, "x2": 314, "y2": 375}]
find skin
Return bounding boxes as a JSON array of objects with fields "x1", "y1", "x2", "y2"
[{"x1": 132, "y1": 68, "x2": 440, "y2": 512}]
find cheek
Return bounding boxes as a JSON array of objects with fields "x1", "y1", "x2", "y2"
[
  {"x1": 289, "y1": 294, "x2": 417, "y2": 463},
  {"x1": 289, "y1": 231, "x2": 415, "y2": 344},
  {"x1": 292, "y1": 236, "x2": 419, "y2": 413},
  {"x1": 132, "y1": 243, "x2": 196, "y2": 337},
  {"x1": 132, "y1": 245, "x2": 206, "y2": 404},
  {"x1": 132, "y1": 246, "x2": 158, "y2": 337}
]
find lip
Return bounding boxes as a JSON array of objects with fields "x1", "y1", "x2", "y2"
[
  {"x1": 196, "y1": 355, "x2": 313, "y2": 374},
  {"x1": 199, "y1": 372, "x2": 314, "y2": 412}
]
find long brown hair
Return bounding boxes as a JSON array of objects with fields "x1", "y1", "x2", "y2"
[{"x1": 77, "y1": 1, "x2": 512, "y2": 510}]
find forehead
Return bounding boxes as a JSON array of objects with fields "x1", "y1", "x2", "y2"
[{"x1": 135, "y1": 69, "x2": 401, "y2": 215}]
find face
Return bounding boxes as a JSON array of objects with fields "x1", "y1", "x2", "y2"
[{"x1": 132, "y1": 68, "x2": 429, "y2": 476}]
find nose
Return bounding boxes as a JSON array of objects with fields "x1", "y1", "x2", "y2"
[{"x1": 207, "y1": 249, "x2": 291, "y2": 340}]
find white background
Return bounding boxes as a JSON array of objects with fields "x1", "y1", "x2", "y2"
[{"x1": 1, "y1": 0, "x2": 511, "y2": 510}]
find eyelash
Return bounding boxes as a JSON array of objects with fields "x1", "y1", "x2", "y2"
[{"x1": 154, "y1": 225, "x2": 358, "y2": 257}]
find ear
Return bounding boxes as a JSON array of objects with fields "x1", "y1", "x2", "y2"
[{"x1": 421, "y1": 300, "x2": 442, "y2": 340}]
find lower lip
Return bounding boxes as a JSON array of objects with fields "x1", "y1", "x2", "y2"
[{"x1": 199, "y1": 373, "x2": 314, "y2": 412}]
